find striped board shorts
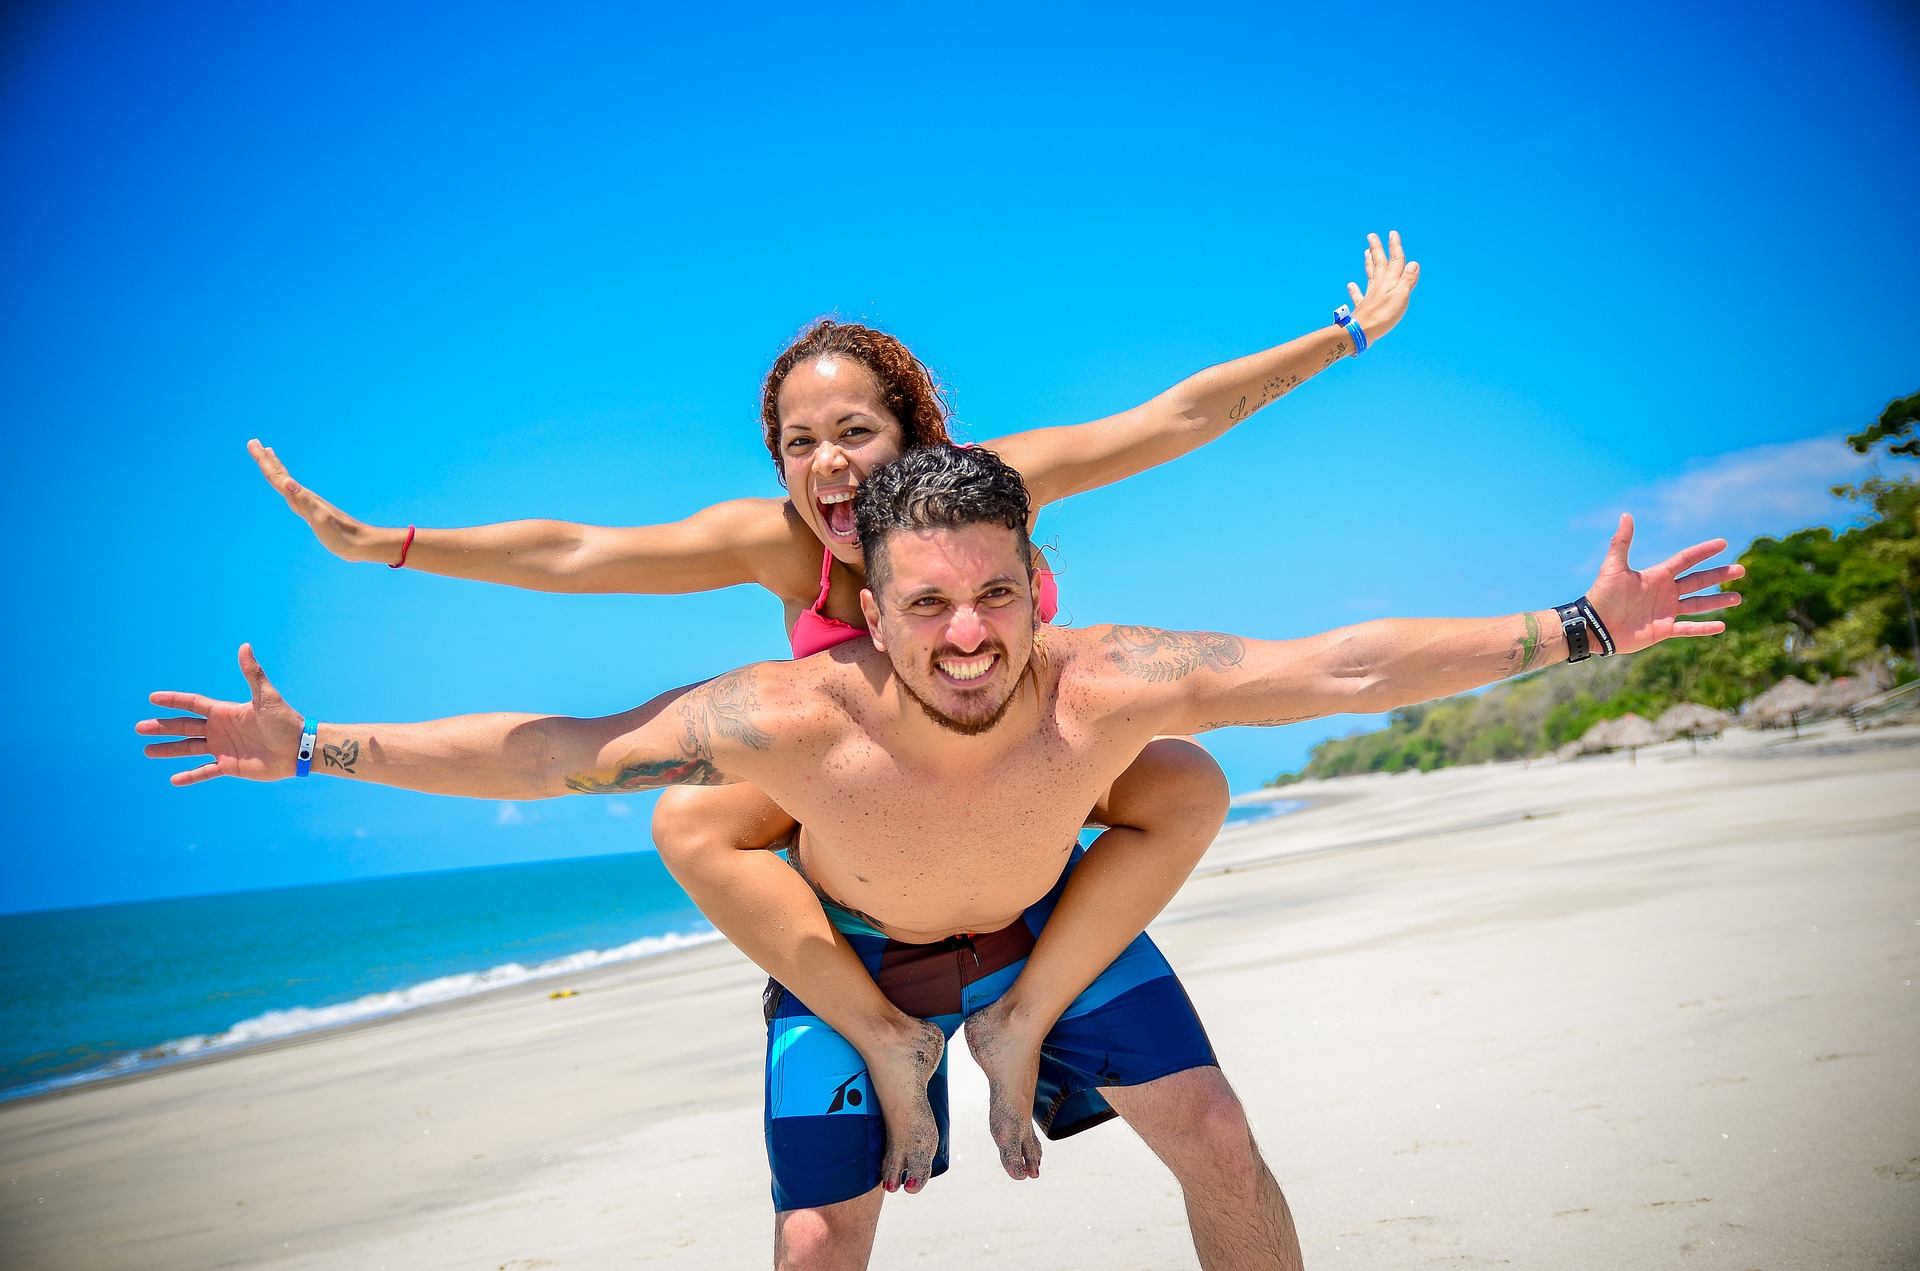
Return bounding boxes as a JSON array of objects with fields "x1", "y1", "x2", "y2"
[{"x1": 762, "y1": 846, "x2": 1217, "y2": 1212}]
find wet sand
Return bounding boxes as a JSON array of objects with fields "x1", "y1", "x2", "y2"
[{"x1": 4, "y1": 720, "x2": 1917, "y2": 1269}]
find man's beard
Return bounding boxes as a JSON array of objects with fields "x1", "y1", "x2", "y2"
[{"x1": 896, "y1": 652, "x2": 1023, "y2": 737}]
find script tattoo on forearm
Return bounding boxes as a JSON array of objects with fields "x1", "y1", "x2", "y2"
[
  {"x1": 565, "y1": 667, "x2": 771, "y2": 793},
  {"x1": 1197, "y1": 715, "x2": 1311, "y2": 730},
  {"x1": 1504, "y1": 611, "x2": 1546, "y2": 677},
  {"x1": 1228, "y1": 372, "x2": 1305, "y2": 423},
  {"x1": 322, "y1": 738, "x2": 359, "y2": 773},
  {"x1": 1256, "y1": 373, "x2": 1300, "y2": 409},
  {"x1": 1102, "y1": 627, "x2": 1247, "y2": 682}
]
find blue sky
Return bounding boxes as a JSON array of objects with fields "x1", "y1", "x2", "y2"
[{"x1": 3, "y1": 0, "x2": 1915, "y2": 912}]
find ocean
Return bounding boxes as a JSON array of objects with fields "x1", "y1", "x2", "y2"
[
  {"x1": 0, "y1": 851, "x2": 715, "y2": 1103},
  {"x1": 1, "y1": 802, "x2": 1294, "y2": 1103}
]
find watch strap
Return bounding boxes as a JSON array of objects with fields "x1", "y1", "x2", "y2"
[{"x1": 1555, "y1": 604, "x2": 1592, "y2": 663}]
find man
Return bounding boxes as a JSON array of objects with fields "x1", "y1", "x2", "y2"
[{"x1": 140, "y1": 445, "x2": 1741, "y2": 1270}]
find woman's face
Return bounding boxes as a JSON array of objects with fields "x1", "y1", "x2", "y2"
[{"x1": 777, "y1": 356, "x2": 907, "y2": 567}]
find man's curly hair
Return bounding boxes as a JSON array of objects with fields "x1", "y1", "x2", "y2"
[{"x1": 854, "y1": 444, "x2": 1032, "y2": 596}]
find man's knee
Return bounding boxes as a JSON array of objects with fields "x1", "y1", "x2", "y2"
[
  {"x1": 1135, "y1": 1068, "x2": 1267, "y2": 1188},
  {"x1": 773, "y1": 1190, "x2": 882, "y2": 1271}
]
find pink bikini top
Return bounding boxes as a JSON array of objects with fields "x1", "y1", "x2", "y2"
[{"x1": 790, "y1": 545, "x2": 1060, "y2": 659}]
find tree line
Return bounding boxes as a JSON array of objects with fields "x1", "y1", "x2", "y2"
[{"x1": 1267, "y1": 390, "x2": 1920, "y2": 786}]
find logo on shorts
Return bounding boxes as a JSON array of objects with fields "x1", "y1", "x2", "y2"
[{"x1": 826, "y1": 1072, "x2": 867, "y2": 1114}]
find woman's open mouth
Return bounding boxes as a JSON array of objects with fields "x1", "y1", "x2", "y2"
[{"x1": 817, "y1": 488, "x2": 857, "y2": 542}]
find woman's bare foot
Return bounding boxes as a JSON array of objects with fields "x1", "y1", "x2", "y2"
[
  {"x1": 869, "y1": 1016, "x2": 946, "y2": 1193},
  {"x1": 962, "y1": 998, "x2": 1047, "y2": 1179}
]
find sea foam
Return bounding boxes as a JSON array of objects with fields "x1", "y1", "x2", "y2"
[{"x1": 8, "y1": 927, "x2": 722, "y2": 1101}]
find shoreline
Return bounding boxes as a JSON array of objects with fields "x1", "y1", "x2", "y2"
[
  {"x1": 0, "y1": 928, "x2": 728, "y2": 1109},
  {"x1": 11, "y1": 798, "x2": 1325, "y2": 1107},
  {"x1": 4, "y1": 718, "x2": 1915, "y2": 1268}
]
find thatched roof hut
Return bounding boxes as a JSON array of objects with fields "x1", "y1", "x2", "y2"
[
  {"x1": 1747, "y1": 677, "x2": 1817, "y2": 729},
  {"x1": 1813, "y1": 676, "x2": 1878, "y2": 714},
  {"x1": 1656, "y1": 702, "x2": 1733, "y2": 739},
  {"x1": 1572, "y1": 716, "x2": 1623, "y2": 754},
  {"x1": 1574, "y1": 713, "x2": 1659, "y2": 757},
  {"x1": 1611, "y1": 713, "x2": 1662, "y2": 763}
]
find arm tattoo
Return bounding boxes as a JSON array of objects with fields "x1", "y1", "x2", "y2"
[
  {"x1": 684, "y1": 666, "x2": 774, "y2": 754},
  {"x1": 565, "y1": 667, "x2": 771, "y2": 793},
  {"x1": 565, "y1": 755, "x2": 723, "y2": 792},
  {"x1": 1197, "y1": 715, "x2": 1310, "y2": 730},
  {"x1": 1232, "y1": 375, "x2": 1305, "y2": 421},
  {"x1": 1255, "y1": 373, "x2": 1300, "y2": 409},
  {"x1": 1504, "y1": 611, "x2": 1545, "y2": 677},
  {"x1": 322, "y1": 738, "x2": 359, "y2": 773},
  {"x1": 1102, "y1": 626, "x2": 1246, "y2": 682}
]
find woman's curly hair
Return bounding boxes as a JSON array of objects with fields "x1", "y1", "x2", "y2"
[{"x1": 759, "y1": 319, "x2": 953, "y2": 482}]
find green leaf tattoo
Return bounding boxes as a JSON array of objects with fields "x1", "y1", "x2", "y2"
[{"x1": 1507, "y1": 611, "x2": 1546, "y2": 677}]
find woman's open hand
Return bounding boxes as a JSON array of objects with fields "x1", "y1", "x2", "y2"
[
  {"x1": 1347, "y1": 230, "x2": 1421, "y2": 345},
  {"x1": 249, "y1": 439, "x2": 387, "y2": 564}
]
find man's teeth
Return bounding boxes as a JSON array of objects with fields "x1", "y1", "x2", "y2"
[
  {"x1": 819, "y1": 490, "x2": 855, "y2": 504},
  {"x1": 938, "y1": 655, "x2": 996, "y2": 682}
]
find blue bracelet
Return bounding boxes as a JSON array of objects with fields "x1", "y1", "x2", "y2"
[
  {"x1": 1333, "y1": 305, "x2": 1369, "y2": 355},
  {"x1": 296, "y1": 718, "x2": 317, "y2": 777}
]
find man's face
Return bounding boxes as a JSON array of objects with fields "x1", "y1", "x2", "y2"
[
  {"x1": 775, "y1": 357, "x2": 907, "y2": 566},
  {"x1": 859, "y1": 523, "x2": 1037, "y2": 736}
]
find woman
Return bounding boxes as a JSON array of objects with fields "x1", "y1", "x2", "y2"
[{"x1": 250, "y1": 232, "x2": 1419, "y2": 1191}]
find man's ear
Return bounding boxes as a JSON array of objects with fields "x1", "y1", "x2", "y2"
[{"x1": 859, "y1": 588, "x2": 886, "y2": 651}]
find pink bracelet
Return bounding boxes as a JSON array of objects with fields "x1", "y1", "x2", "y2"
[{"x1": 391, "y1": 524, "x2": 416, "y2": 569}]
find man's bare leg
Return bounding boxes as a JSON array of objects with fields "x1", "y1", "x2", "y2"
[
  {"x1": 963, "y1": 737, "x2": 1229, "y2": 1179},
  {"x1": 654, "y1": 786, "x2": 943, "y2": 1192},
  {"x1": 772, "y1": 1186, "x2": 885, "y2": 1271},
  {"x1": 1102, "y1": 1067, "x2": 1303, "y2": 1271}
]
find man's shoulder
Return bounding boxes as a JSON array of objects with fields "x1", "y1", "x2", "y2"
[{"x1": 701, "y1": 655, "x2": 861, "y2": 743}]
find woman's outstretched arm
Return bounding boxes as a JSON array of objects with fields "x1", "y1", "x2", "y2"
[
  {"x1": 249, "y1": 439, "x2": 799, "y2": 595},
  {"x1": 991, "y1": 231, "x2": 1419, "y2": 509}
]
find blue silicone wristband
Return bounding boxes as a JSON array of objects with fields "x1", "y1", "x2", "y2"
[
  {"x1": 1333, "y1": 305, "x2": 1369, "y2": 355},
  {"x1": 296, "y1": 718, "x2": 317, "y2": 777}
]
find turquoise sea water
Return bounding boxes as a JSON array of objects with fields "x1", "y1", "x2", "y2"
[
  {"x1": 0, "y1": 852, "x2": 712, "y2": 1102},
  {"x1": 2, "y1": 802, "x2": 1298, "y2": 1103}
]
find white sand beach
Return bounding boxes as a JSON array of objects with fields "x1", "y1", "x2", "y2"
[{"x1": 5, "y1": 720, "x2": 1917, "y2": 1269}]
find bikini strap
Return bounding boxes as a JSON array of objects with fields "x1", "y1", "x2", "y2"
[{"x1": 811, "y1": 545, "x2": 835, "y2": 612}]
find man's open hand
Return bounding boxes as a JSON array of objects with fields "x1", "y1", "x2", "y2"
[
  {"x1": 1586, "y1": 514, "x2": 1745, "y2": 655},
  {"x1": 1347, "y1": 230, "x2": 1421, "y2": 344},
  {"x1": 137, "y1": 644, "x2": 303, "y2": 785}
]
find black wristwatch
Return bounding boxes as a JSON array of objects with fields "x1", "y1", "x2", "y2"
[
  {"x1": 1556, "y1": 603, "x2": 1593, "y2": 663},
  {"x1": 1555, "y1": 596, "x2": 1616, "y2": 664}
]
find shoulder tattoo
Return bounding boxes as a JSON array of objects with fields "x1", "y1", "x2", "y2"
[{"x1": 1100, "y1": 626, "x2": 1246, "y2": 683}]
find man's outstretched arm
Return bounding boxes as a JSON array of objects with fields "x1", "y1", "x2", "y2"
[
  {"x1": 1110, "y1": 514, "x2": 1745, "y2": 732},
  {"x1": 136, "y1": 644, "x2": 777, "y2": 798}
]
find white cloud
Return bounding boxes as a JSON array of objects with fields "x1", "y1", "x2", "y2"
[
  {"x1": 1600, "y1": 436, "x2": 1882, "y2": 548},
  {"x1": 604, "y1": 801, "x2": 632, "y2": 818},
  {"x1": 495, "y1": 802, "x2": 524, "y2": 826}
]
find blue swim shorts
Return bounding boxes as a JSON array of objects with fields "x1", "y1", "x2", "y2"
[{"x1": 762, "y1": 847, "x2": 1217, "y2": 1212}]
